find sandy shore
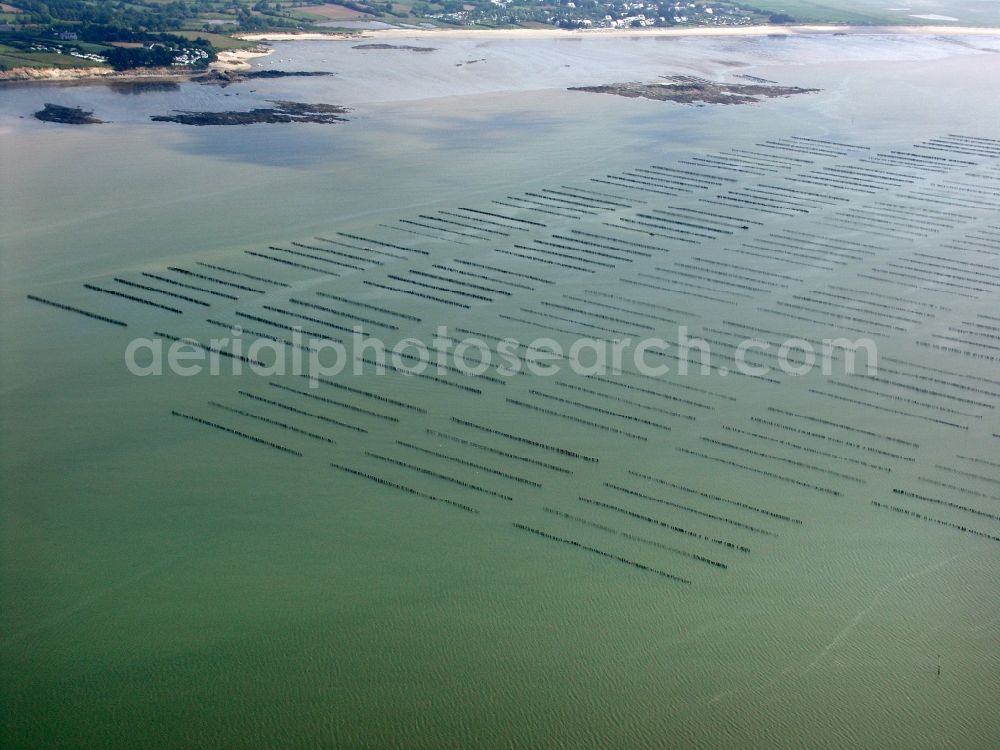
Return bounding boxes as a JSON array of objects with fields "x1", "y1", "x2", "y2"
[
  {"x1": 0, "y1": 45, "x2": 273, "y2": 83},
  {"x1": 237, "y1": 24, "x2": 1000, "y2": 42},
  {"x1": 210, "y1": 46, "x2": 275, "y2": 72},
  {"x1": 0, "y1": 65, "x2": 188, "y2": 83}
]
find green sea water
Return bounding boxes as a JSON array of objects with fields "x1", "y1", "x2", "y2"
[{"x1": 2, "y1": 33, "x2": 999, "y2": 748}]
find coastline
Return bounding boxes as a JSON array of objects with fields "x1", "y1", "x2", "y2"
[
  {"x1": 237, "y1": 23, "x2": 1000, "y2": 42},
  {"x1": 3, "y1": 23, "x2": 999, "y2": 84}
]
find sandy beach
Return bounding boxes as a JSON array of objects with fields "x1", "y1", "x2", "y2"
[
  {"x1": 210, "y1": 46, "x2": 275, "y2": 72},
  {"x1": 0, "y1": 64, "x2": 188, "y2": 82}
]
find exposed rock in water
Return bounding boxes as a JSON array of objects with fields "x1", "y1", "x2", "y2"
[
  {"x1": 33, "y1": 103, "x2": 103, "y2": 124},
  {"x1": 108, "y1": 81, "x2": 182, "y2": 95},
  {"x1": 568, "y1": 80, "x2": 820, "y2": 105},
  {"x1": 248, "y1": 70, "x2": 333, "y2": 78},
  {"x1": 352, "y1": 43, "x2": 435, "y2": 52},
  {"x1": 193, "y1": 69, "x2": 335, "y2": 86},
  {"x1": 150, "y1": 100, "x2": 350, "y2": 125}
]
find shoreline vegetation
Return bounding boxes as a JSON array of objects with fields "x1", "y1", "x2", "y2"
[{"x1": 2, "y1": 24, "x2": 999, "y2": 84}]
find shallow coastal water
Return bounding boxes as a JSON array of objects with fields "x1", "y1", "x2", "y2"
[{"x1": 2, "y1": 33, "x2": 1000, "y2": 749}]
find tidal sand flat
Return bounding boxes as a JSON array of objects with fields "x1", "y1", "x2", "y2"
[{"x1": 2, "y1": 30, "x2": 1000, "y2": 749}]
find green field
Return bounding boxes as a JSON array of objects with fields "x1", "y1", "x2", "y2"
[
  {"x1": 748, "y1": 0, "x2": 1000, "y2": 25},
  {"x1": 0, "y1": 44, "x2": 108, "y2": 69},
  {"x1": 169, "y1": 30, "x2": 256, "y2": 50},
  {"x1": 750, "y1": 1, "x2": 900, "y2": 24}
]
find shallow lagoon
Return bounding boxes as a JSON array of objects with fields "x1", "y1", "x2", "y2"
[{"x1": 2, "y1": 32, "x2": 1000, "y2": 749}]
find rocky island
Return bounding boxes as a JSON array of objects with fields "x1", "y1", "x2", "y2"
[
  {"x1": 150, "y1": 100, "x2": 350, "y2": 126},
  {"x1": 33, "y1": 103, "x2": 104, "y2": 124},
  {"x1": 569, "y1": 79, "x2": 820, "y2": 104},
  {"x1": 352, "y1": 44, "x2": 437, "y2": 53}
]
